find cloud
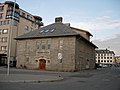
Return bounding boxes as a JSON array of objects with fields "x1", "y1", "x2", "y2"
[
  {"x1": 96, "y1": 16, "x2": 111, "y2": 20},
  {"x1": 70, "y1": 16, "x2": 120, "y2": 55},
  {"x1": 92, "y1": 34, "x2": 120, "y2": 55},
  {"x1": 71, "y1": 16, "x2": 120, "y2": 31}
]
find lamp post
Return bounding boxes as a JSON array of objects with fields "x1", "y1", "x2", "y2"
[{"x1": 7, "y1": 0, "x2": 16, "y2": 76}]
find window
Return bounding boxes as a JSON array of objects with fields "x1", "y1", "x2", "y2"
[
  {"x1": 31, "y1": 28, "x2": 33, "y2": 31},
  {"x1": 36, "y1": 41, "x2": 41, "y2": 49},
  {"x1": 110, "y1": 60, "x2": 112, "y2": 62},
  {"x1": 107, "y1": 57, "x2": 109, "y2": 59},
  {"x1": 40, "y1": 30, "x2": 45, "y2": 33},
  {"x1": 0, "y1": 21, "x2": 3, "y2": 25},
  {"x1": 0, "y1": 13, "x2": 3, "y2": 19},
  {"x1": 0, "y1": 37, "x2": 2, "y2": 42},
  {"x1": 7, "y1": 6, "x2": 13, "y2": 11},
  {"x1": 27, "y1": 15, "x2": 31, "y2": 20},
  {"x1": 41, "y1": 41, "x2": 46, "y2": 49},
  {"x1": 0, "y1": 6, "x2": 4, "y2": 12},
  {"x1": 50, "y1": 29, "x2": 55, "y2": 32},
  {"x1": 3, "y1": 20, "x2": 10, "y2": 25},
  {"x1": 59, "y1": 40, "x2": 63, "y2": 50},
  {"x1": 24, "y1": 25, "x2": 29, "y2": 32},
  {"x1": 14, "y1": 12, "x2": 19, "y2": 18},
  {"x1": 36, "y1": 40, "x2": 51, "y2": 50},
  {"x1": 104, "y1": 60, "x2": 106, "y2": 62},
  {"x1": 6, "y1": 11, "x2": 12, "y2": 18},
  {"x1": 45, "y1": 29, "x2": 49, "y2": 33},
  {"x1": 47, "y1": 40, "x2": 51, "y2": 49},
  {"x1": 2, "y1": 37, "x2": 7, "y2": 42},
  {"x1": 98, "y1": 60, "x2": 100, "y2": 63},
  {"x1": 13, "y1": 21, "x2": 17, "y2": 26},
  {"x1": 2, "y1": 29, "x2": 8, "y2": 34},
  {"x1": 1, "y1": 46, "x2": 7, "y2": 51},
  {"x1": 104, "y1": 57, "x2": 106, "y2": 59},
  {"x1": 0, "y1": 29, "x2": 2, "y2": 34},
  {"x1": 107, "y1": 60, "x2": 109, "y2": 62},
  {"x1": 0, "y1": 37, "x2": 7, "y2": 42},
  {"x1": 101, "y1": 60, "x2": 103, "y2": 62},
  {"x1": 13, "y1": 12, "x2": 19, "y2": 20},
  {"x1": 22, "y1": 12, "x2": 25, "y2": 17},
  {"x1": 48, "y1": 60, "x2": 50, "y2": 63}
]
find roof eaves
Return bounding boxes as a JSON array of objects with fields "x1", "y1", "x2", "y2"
[
  {"x1": 77, "y1": 36, "x2": 98, "y2": 48},
  {"x1": 15, "y1": 33, "x2": 79, "y2": 40}
]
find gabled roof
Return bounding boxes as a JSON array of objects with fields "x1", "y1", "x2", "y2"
[
  {"x1": 15, "y1": 22, "x2": 97, "y2": 48},
  {"x1": 96, "y1": 49, "x2": 115, "y2": 54},
  {"x1": 70, "y1": 27, "x2": 93, "y2": 36},
  {"x1": 15, "y1": 23, "x2": 79, "y2": 40}
]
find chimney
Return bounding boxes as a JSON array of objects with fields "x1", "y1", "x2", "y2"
[{"x1": 55, "y1": 17, "x2": 63, "y2": 23}]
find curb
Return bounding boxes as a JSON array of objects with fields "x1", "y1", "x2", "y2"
[{"x1": 0, "y1": 77, "x2": 64, "y2": 83}]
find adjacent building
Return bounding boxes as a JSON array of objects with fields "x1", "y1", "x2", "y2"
[
  {"x1": 0, "y1": 1, "x2": 43, "y2": 66},
  {"x1": 96, "y1": 49, "x2": 115, "y2": 67},
  {"x1": 15, "y1": 17, "x2": 97, "y2": 72},
  {"x1": 114, "y1": 56, "x2": 120, "y2": 65}
]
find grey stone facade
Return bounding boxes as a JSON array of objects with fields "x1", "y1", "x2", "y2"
[{"x1": 15, "y1": 21, "x2": 97, "y2": 72}]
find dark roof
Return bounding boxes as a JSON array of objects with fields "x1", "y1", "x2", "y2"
[
  {"x1": 96, "y1": 49, "x2": 115, "y2": 54},
  {"x1": 5, "y1": 1, "x2": 19, "y2": 9},
  {"x1": 15, "y1": 23, "x2": 97, "y2": 48},
  {"x1": 15, "y1": 23, "x2": 79, "y2": 40}
]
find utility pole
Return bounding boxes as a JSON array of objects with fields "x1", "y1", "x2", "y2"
[{"x1": 7, "y1": 0, "x2": 16, "y2": 76}]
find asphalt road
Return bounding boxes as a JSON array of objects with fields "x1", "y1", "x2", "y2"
[{"x1": 0, "y1": 66, "x2": 120, "y2": 90}]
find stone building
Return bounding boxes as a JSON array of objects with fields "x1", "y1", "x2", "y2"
[
  {"x1": 15, "y1": 17, "x2": 97, "y2": 71},
  {"x1": 0, "y1": 1, "x2": 43, "y2": 66}
]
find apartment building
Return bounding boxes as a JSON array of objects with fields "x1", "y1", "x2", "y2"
[
  {"x1": 0, "y1": 1, "x2": 43, "y2": 66},
  {"x1": 96, "y1": 49, "x2": 115, "y2": 67}
]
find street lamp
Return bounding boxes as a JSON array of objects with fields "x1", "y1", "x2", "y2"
[{"x1": 7, "y1": 0, "x2": 16, "y2": 76}]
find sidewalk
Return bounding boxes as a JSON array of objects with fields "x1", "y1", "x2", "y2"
[{"x1": 0, "y1": 74, "x2": 64, "y2": 83}]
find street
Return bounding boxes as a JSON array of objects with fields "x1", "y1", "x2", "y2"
[{"x1": 0, "y1": 66, "x2": 120, "y2": 90}]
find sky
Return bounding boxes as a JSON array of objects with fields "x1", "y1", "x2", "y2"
[{"x1": 1, "y1": 0, "x2": 120, "y2": 55}]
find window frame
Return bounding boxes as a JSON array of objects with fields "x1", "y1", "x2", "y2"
[
  {"x1": 2, "y1": 29, "x2": 8, "y2": 34},
  {"x1": 1, "y1": 46, "x2": 7, "y2": 51}
]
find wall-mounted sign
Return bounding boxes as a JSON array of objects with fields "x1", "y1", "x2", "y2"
[{"x1": 58, "y1": 53, "x2": 62, "y2": 60}]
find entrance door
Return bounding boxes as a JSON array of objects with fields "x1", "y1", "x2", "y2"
[{"x1": 39, "y1": 59, "x2": 46, "y2": 70}]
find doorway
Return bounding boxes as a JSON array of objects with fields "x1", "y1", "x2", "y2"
[{"x1": 39, "y1": 59, "x2": 46, "y2": 70}]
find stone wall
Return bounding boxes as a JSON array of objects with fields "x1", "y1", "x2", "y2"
[
  {"x1": 16, "y1": 36, "x2": 96, "y2": 71},
  {"x1": 16, "y1": 36, "x2": 76, "y2": 71},
  {"x1": 75, "y1": 37, "x2": 96, "y2": 71}
]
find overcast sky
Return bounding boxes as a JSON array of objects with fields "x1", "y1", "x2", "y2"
[{"x1": 1, "y1": 0, "x2": 120, "y2": 55}]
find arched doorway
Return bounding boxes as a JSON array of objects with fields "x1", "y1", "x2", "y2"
[{"x1": 39, "y1": 59, "x2": 46, "y2": 70}]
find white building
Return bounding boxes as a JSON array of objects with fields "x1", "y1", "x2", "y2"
[{"x1": 96, "y1": 49, "x2": 115, "y2": 67}]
